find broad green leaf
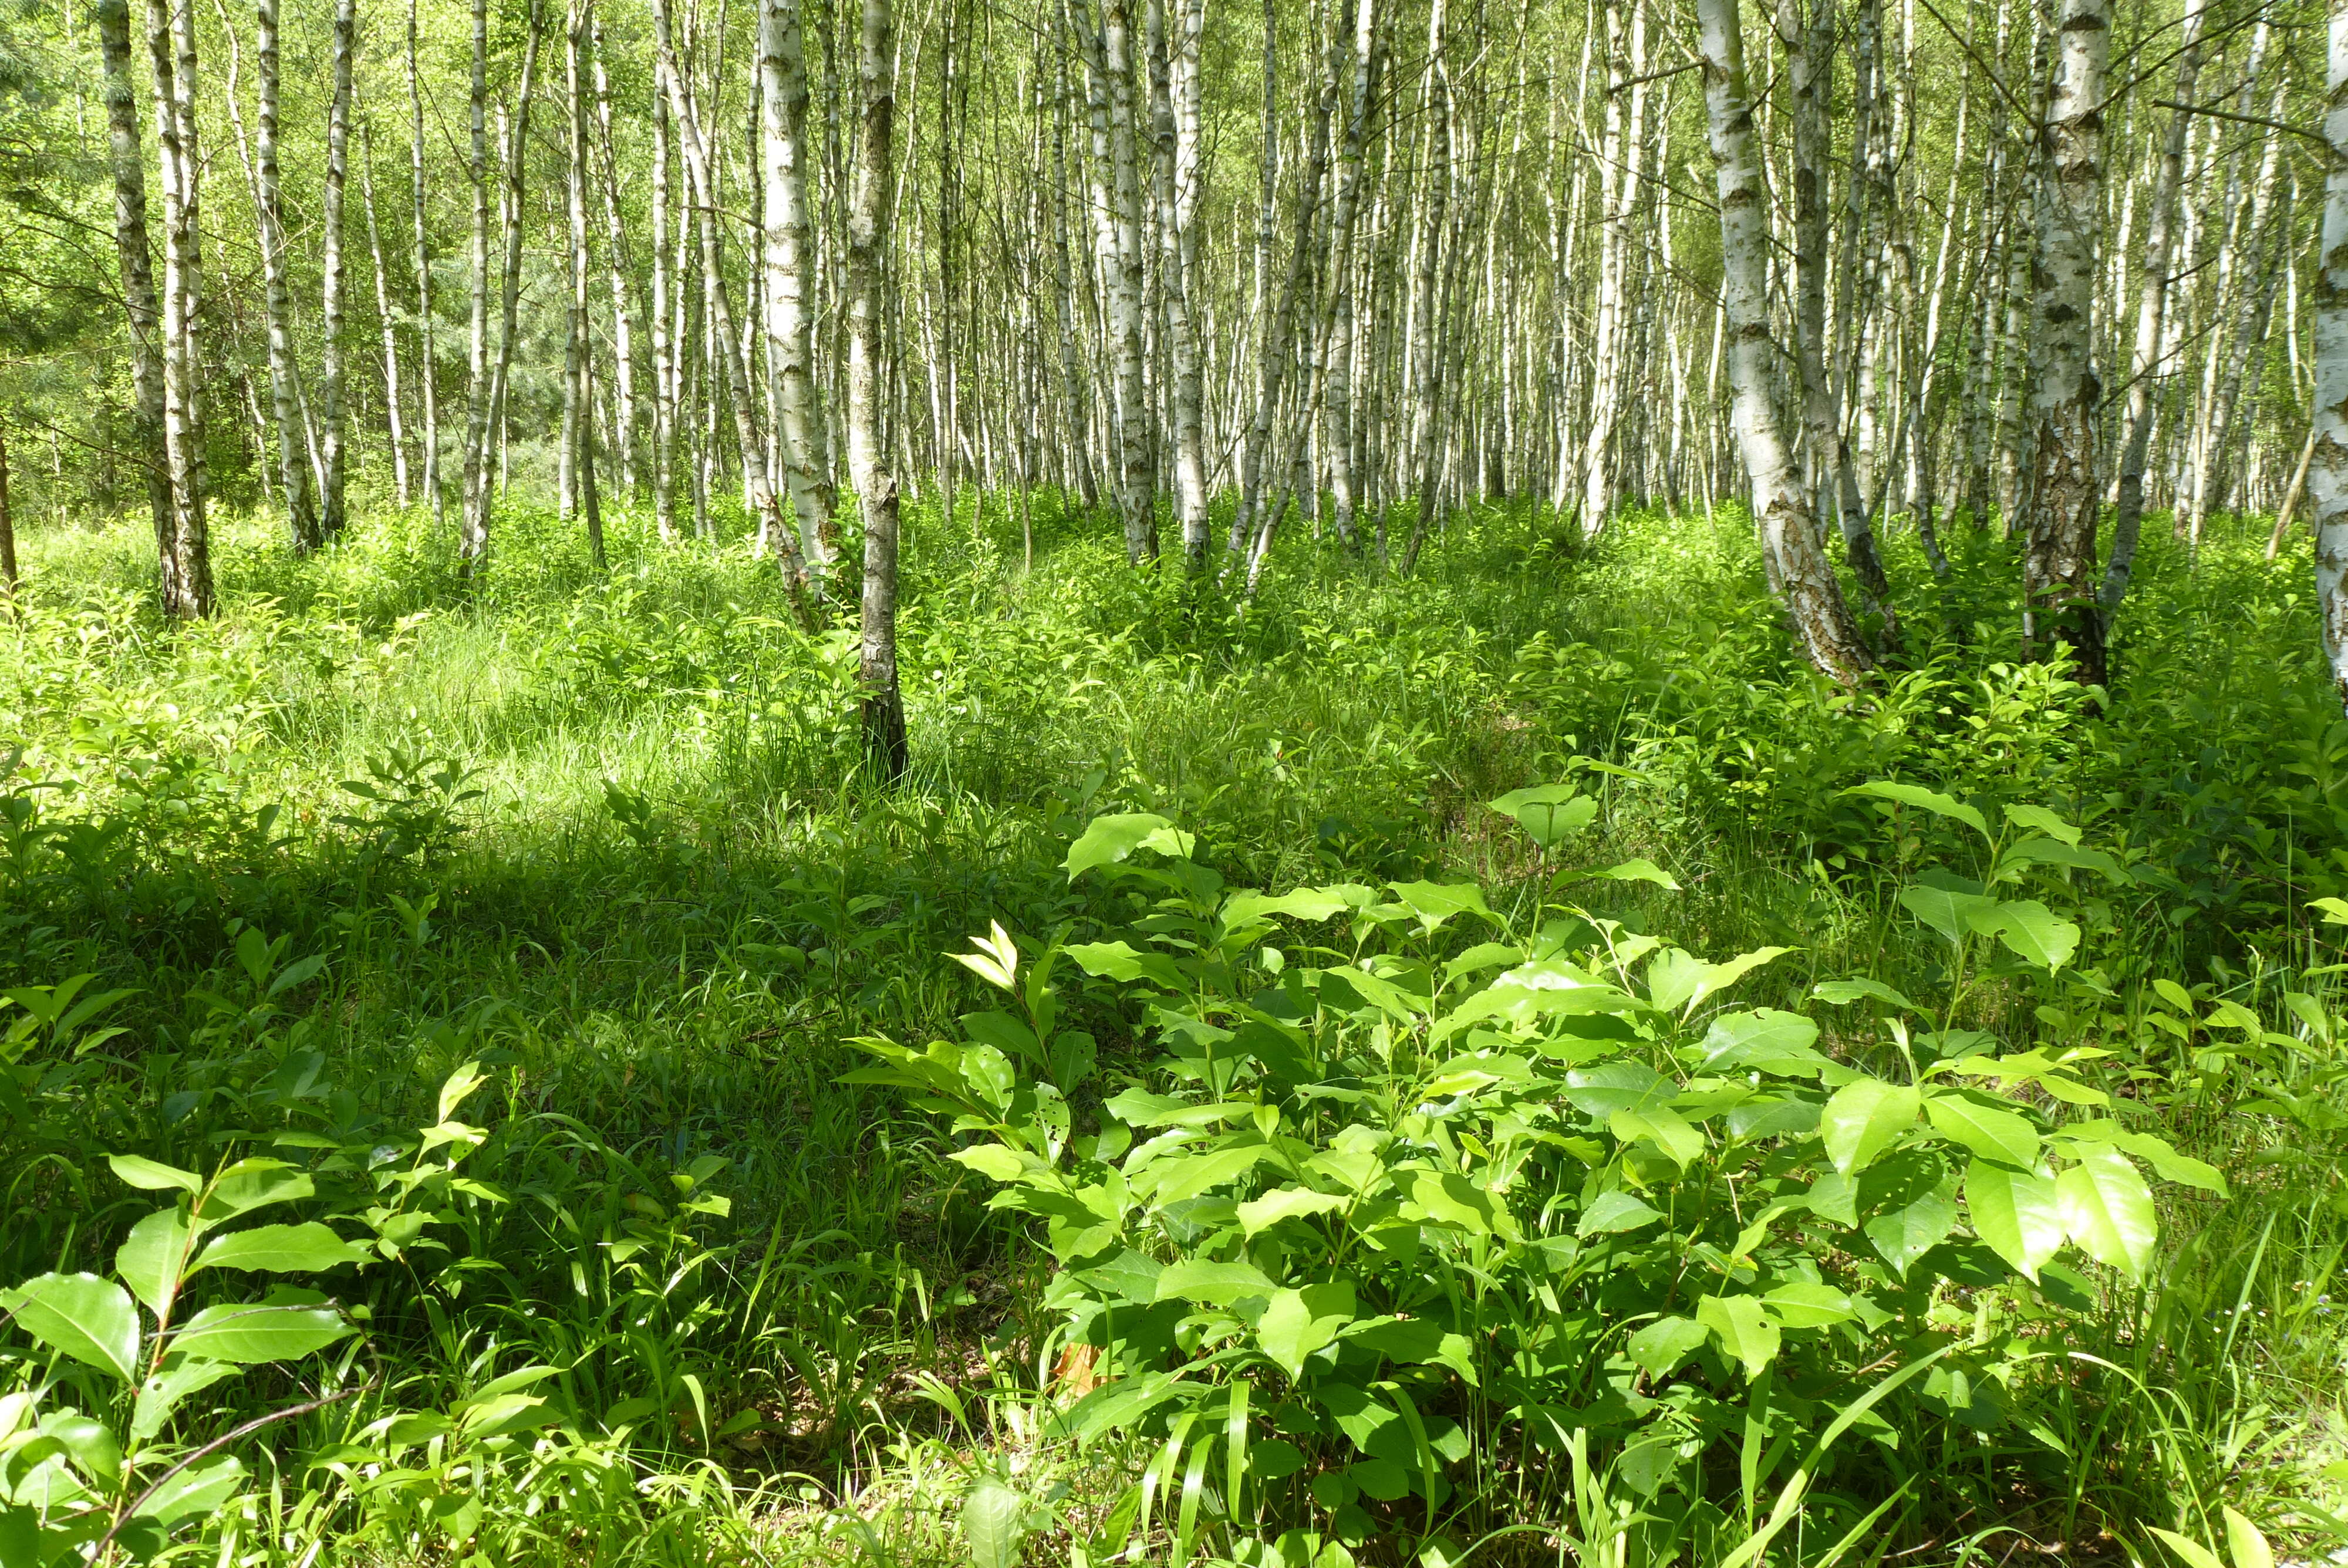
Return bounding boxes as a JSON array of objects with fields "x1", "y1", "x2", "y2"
[
  {"x1": 2148, "y1": 1531, "x2": 2226, "y2": 1568},
  {"x1": 191, "y1": 1223, "x2": 374, "y2": 1278},
  {"x1": 1237, "y1": 1187, "x2": 1348, "y2": 1236},
  {"x1": 1863, "y1": 1177, "x2": 1958, "y2": 1278},
  {"x1": 1695, "y1": 1295, "x2": 1780, "y2": 1380},
  {"x1": 1628, "y1": 1315, "x2": 1709, "y2": 1377},
  {"x1": 1155, "y1": 1258, "x2": 1277, "y2": 1307},
  {"x1": 1560, "y1": 1061, "x2": 1673, "y2": 1117},
  {"x1": 1699, "y1": 1009, "x2": 1828, "y2": 1074},
  {"x1": 2057, "y1": 1147, "x2": 2157, "y2": 1282},
  {"x1": 170, "y1": 1303, "x2": 351, "y2": 1365},
  {"x1": 1489, "y1": 785, "x2": 1597, "y2": 847},
  {"x1": 1585, "y1": 857, "x2": 1681, "y2": 890},
  {"x1": 117, "y1": 1207, "x2": 193, "y2": 1315},
  {"x1": 131, "y1": 1455, "x2": 245, "y2": 1528},
  {"x1": 1062, "y1": 941, "x2": 1187, "y2": 991},
  {"x1": 1964, "y1": 1161, "x2": 2064, "y2": 1280},
  {"x1": 436, "y1": 1060, "x2": 490, "y2": 1123},
  {"x1": 1972, "y1": 900, "x2": 2080, "y2": 971},
  {"x1": 1220, "y1": 888, "x2": 1354, "y2": 930},
  {"x1": 0, "y1": 1272, "x2": 139, "y2": 1382},
  {"x1": 1387, "y1": 881, "x2": 1495, "y2": 932},
  {"x1": 1811, "y1": 978, "x2": 1927, "y2": 1015},
  {"x1": 2002, "y1": 803, "x2": 2081, "y2": 846},
  {"x1": 1898, "y1": 881, "x2": 1999, "y2": 947},
  {"x1": 1846, "y1": 782, "x2": 1991, "y2": 838},
  {"x1": 1576, "y1": 1191, "x2": 1665, "y2": 1236},
  {"x1": 1998, "y1": 837, "x2": 2126, "y2": 884},
  {"x1": 194, "y1": 1161, "x2": 314, "y2": 1225},
  {"x1": 1820, "y1": 1079, "x2": 1921, "y2": 1176},
  {"x1": 1065, "y1": 813, "x2": 1195, "y2": 881},
  {"x1": 2222, "y1": 1508, "x2": 2275, "y2": 1568},
  {"x1": 2057, "y1": 1120, "x2": 2228, "y2": 1195},
  {"x1": 1925, "y1": 1092, "x2": 2040, "y2": 1169},
  {"x1": 962, "y1": 1473, "x2": 1027, "y2": 1568},
  {"x1": 948, "y1": 1144, "x2": 1028, "y2": 1182},
  {"x1": 109, "y1": 1154, "x2": 201, "y2": 1195},
  {"x1": 1410, "y1": 1171, "x2": 1515, "y2": 1239},
  {"x1": 1256, "y1": 1283, "x2": 1356, "y2": 1379},
  {"x1": 1645, "y1": 949, "x2": 1709, "y2": 1014},
  {"x1": 1610, "y1": 1107, "x2": 1704, "y2": 1170},
  {"x1": 131, "y1": 1354, "x2": 244, "y2": 1441},
  {"x1": 1148, "y1": 1143, "x2": 1276, "y2": 1204},
  {"x1": 1651, "y1": 946, "x2": 1793, "y2": 1015},
  {"x1": 1762, "y1": 1282, "x2": 1856, "y2": 1327}
]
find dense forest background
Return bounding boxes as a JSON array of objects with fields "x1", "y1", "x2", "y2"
[{"x1": 5, "y1": 0, "x2": 2348, "y2": 1565}]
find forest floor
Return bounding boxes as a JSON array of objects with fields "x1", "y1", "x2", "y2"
[{"x1": 4, "y1": 492, "x2": 2347, "y2": 1567}]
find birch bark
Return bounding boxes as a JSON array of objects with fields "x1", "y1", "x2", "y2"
[
  {"x1": 2315, "y1": 0, "x2": 2348, "y2": 711},
  {"x1": 319, "y1": 0, "x2": 355, "y2": 540},
  {"x1": 1698, "y1": 0, "x2": 1873, "y2": 685},
  {"x1": 2021, "y1": 0, "x2": 2110, "y2": 685},
  {"x1": 852, "y1": 0, "x2": 907, "y2": 776},
  {"x1": 255, "y1": 0, "x2": 315, "y2": 550},
  {"x1": 95, "y1": 0, "x2": 175, "y2": 590},
  {"x1": 2101, "y1": 0, "x2": 2205, "y2": 610}
]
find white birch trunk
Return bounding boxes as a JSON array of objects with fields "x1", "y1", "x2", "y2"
[
  {"x1": 2021, "y1": 0, "x2": 2110, "y2": 684},
  {"x1": 2315, "y1": 0, "x2": 2348, "y2": 709},
  {"x1": 318, "y1": 0, "x2": 353, "y2": 540},
  {"x1": 1698, "y1": 0, "x2": 1872, "y2": 685}
]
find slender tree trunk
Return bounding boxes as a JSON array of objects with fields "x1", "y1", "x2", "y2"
[
  {"x1": 458, "y1": 0, "x2": 493, "y2": 560},
  {"x1": 2021, "y1": 0, "x2": 2110, "y2": 685},
  {"x1": 654, "y1": 0, "x2": 817, "y2": 626},
  {"x1": 565, "y1": 0, "x2": 605, "y2": 566},
  {"x1": 1399, "y1": 0, "x2": 1448, "y2": 573},
  {"x1": 1320, "y1": 0, "x2": 1378, "y2": 552},
  {"x1": 1698, "y1": 0, "x2": 1872, "y2": 686},
  {"x1": 1091, "y1": 0, "x2": 1158, "y2": 562},
  {"x1": 1146, "y1": 0, "x2": 1209, "y2": 566},
  {"x1": 478, "y1": 20, "x2": 542, "y2": 550},
  {"x1": 1232, "y1": 0, "x2": 1330, "y2": 567},
  {"x1": 0, "y1": 421, "x2": 16, "y2": 596},
  {"x1": 851, "y1": 0, "x2": 906, "y2": 776},
  {"x1": 650, "y1": 89, "x2": 678, "y2": 540},
  {"x1": 318, "y1": 0, "x2": 354, "y2": 541},
  {"x1": 761, "y1": 0, "x2": 837, "y2": 587},
  {"x1": 362, "y1": 118, "x2": 411, "y2": 508},
  {"x1": 1578, "y1": 0, "x2": 1642, "y2": 538},
  {"x1": 2101, "y1": 0, "x2": 2204, "y2": 610},
  {"x1": 95, "y1": 0, "x2": 176, "y2": 594},
  {"x1": 409, "y1": 0, "x2": 442, "y2": 529},
  {"x1": 589, "y1": 20, "x2": 639, "y2": 497},
  {"x1": 255, "y1": 0, "x2": 316, "y2": 550},
  {"x1": 150, "y1": 0, "x2": 212, "y2": 616},
  {"x1": 2316, "y1": 1, "x2": 2348, "y2": 711}
]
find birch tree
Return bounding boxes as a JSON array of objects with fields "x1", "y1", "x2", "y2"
[
  {"x1": 851, "y1": 0, "x2": 907, "y2": 776},
  {"x1": 2021, "y1": 0, "x2": 2110, "y2": 685},
  {"x1": 2314, "y1": 0, "x2": 2348, "y2": 712},
  {"x1": 318, "y1": 0, "x2": 355, "y2": 541},
  {"x1": 255, "y1": 0, "x2": 315, "y2": 550},
  {"x1": 1698, "y1": 0, "x2": 1873, "y2": 685},
  {"x1": 94, "y1": 0, "x2": 174, "y2": 589},
  {"x1": 149, "y1": 0, "x2": 212, "y2": 616}
]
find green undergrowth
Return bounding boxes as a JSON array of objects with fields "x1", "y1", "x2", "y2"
[{"x1": 0, "y1": 493, "x2": 2343, "y2": 1566}]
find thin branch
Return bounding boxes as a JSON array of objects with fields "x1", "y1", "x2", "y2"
[{"x1": 94, "y1": 1384, "x2": 367, "y2": 1566}]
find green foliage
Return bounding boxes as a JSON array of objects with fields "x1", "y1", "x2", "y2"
[
  {"x1": 0, "y1": 505, "x2": 2345, "y2": 1564},
  {"x1": 856, "y1": 798, "x2": 2229, "y2": 1559}
]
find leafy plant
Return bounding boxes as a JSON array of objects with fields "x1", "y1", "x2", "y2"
[
  {"x1": 0, "y1": 1150, "x2": 368, "y2": 1563},
  {"x1": 853, "y1": 796, "x2": 2223, "y2": 1559}
]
